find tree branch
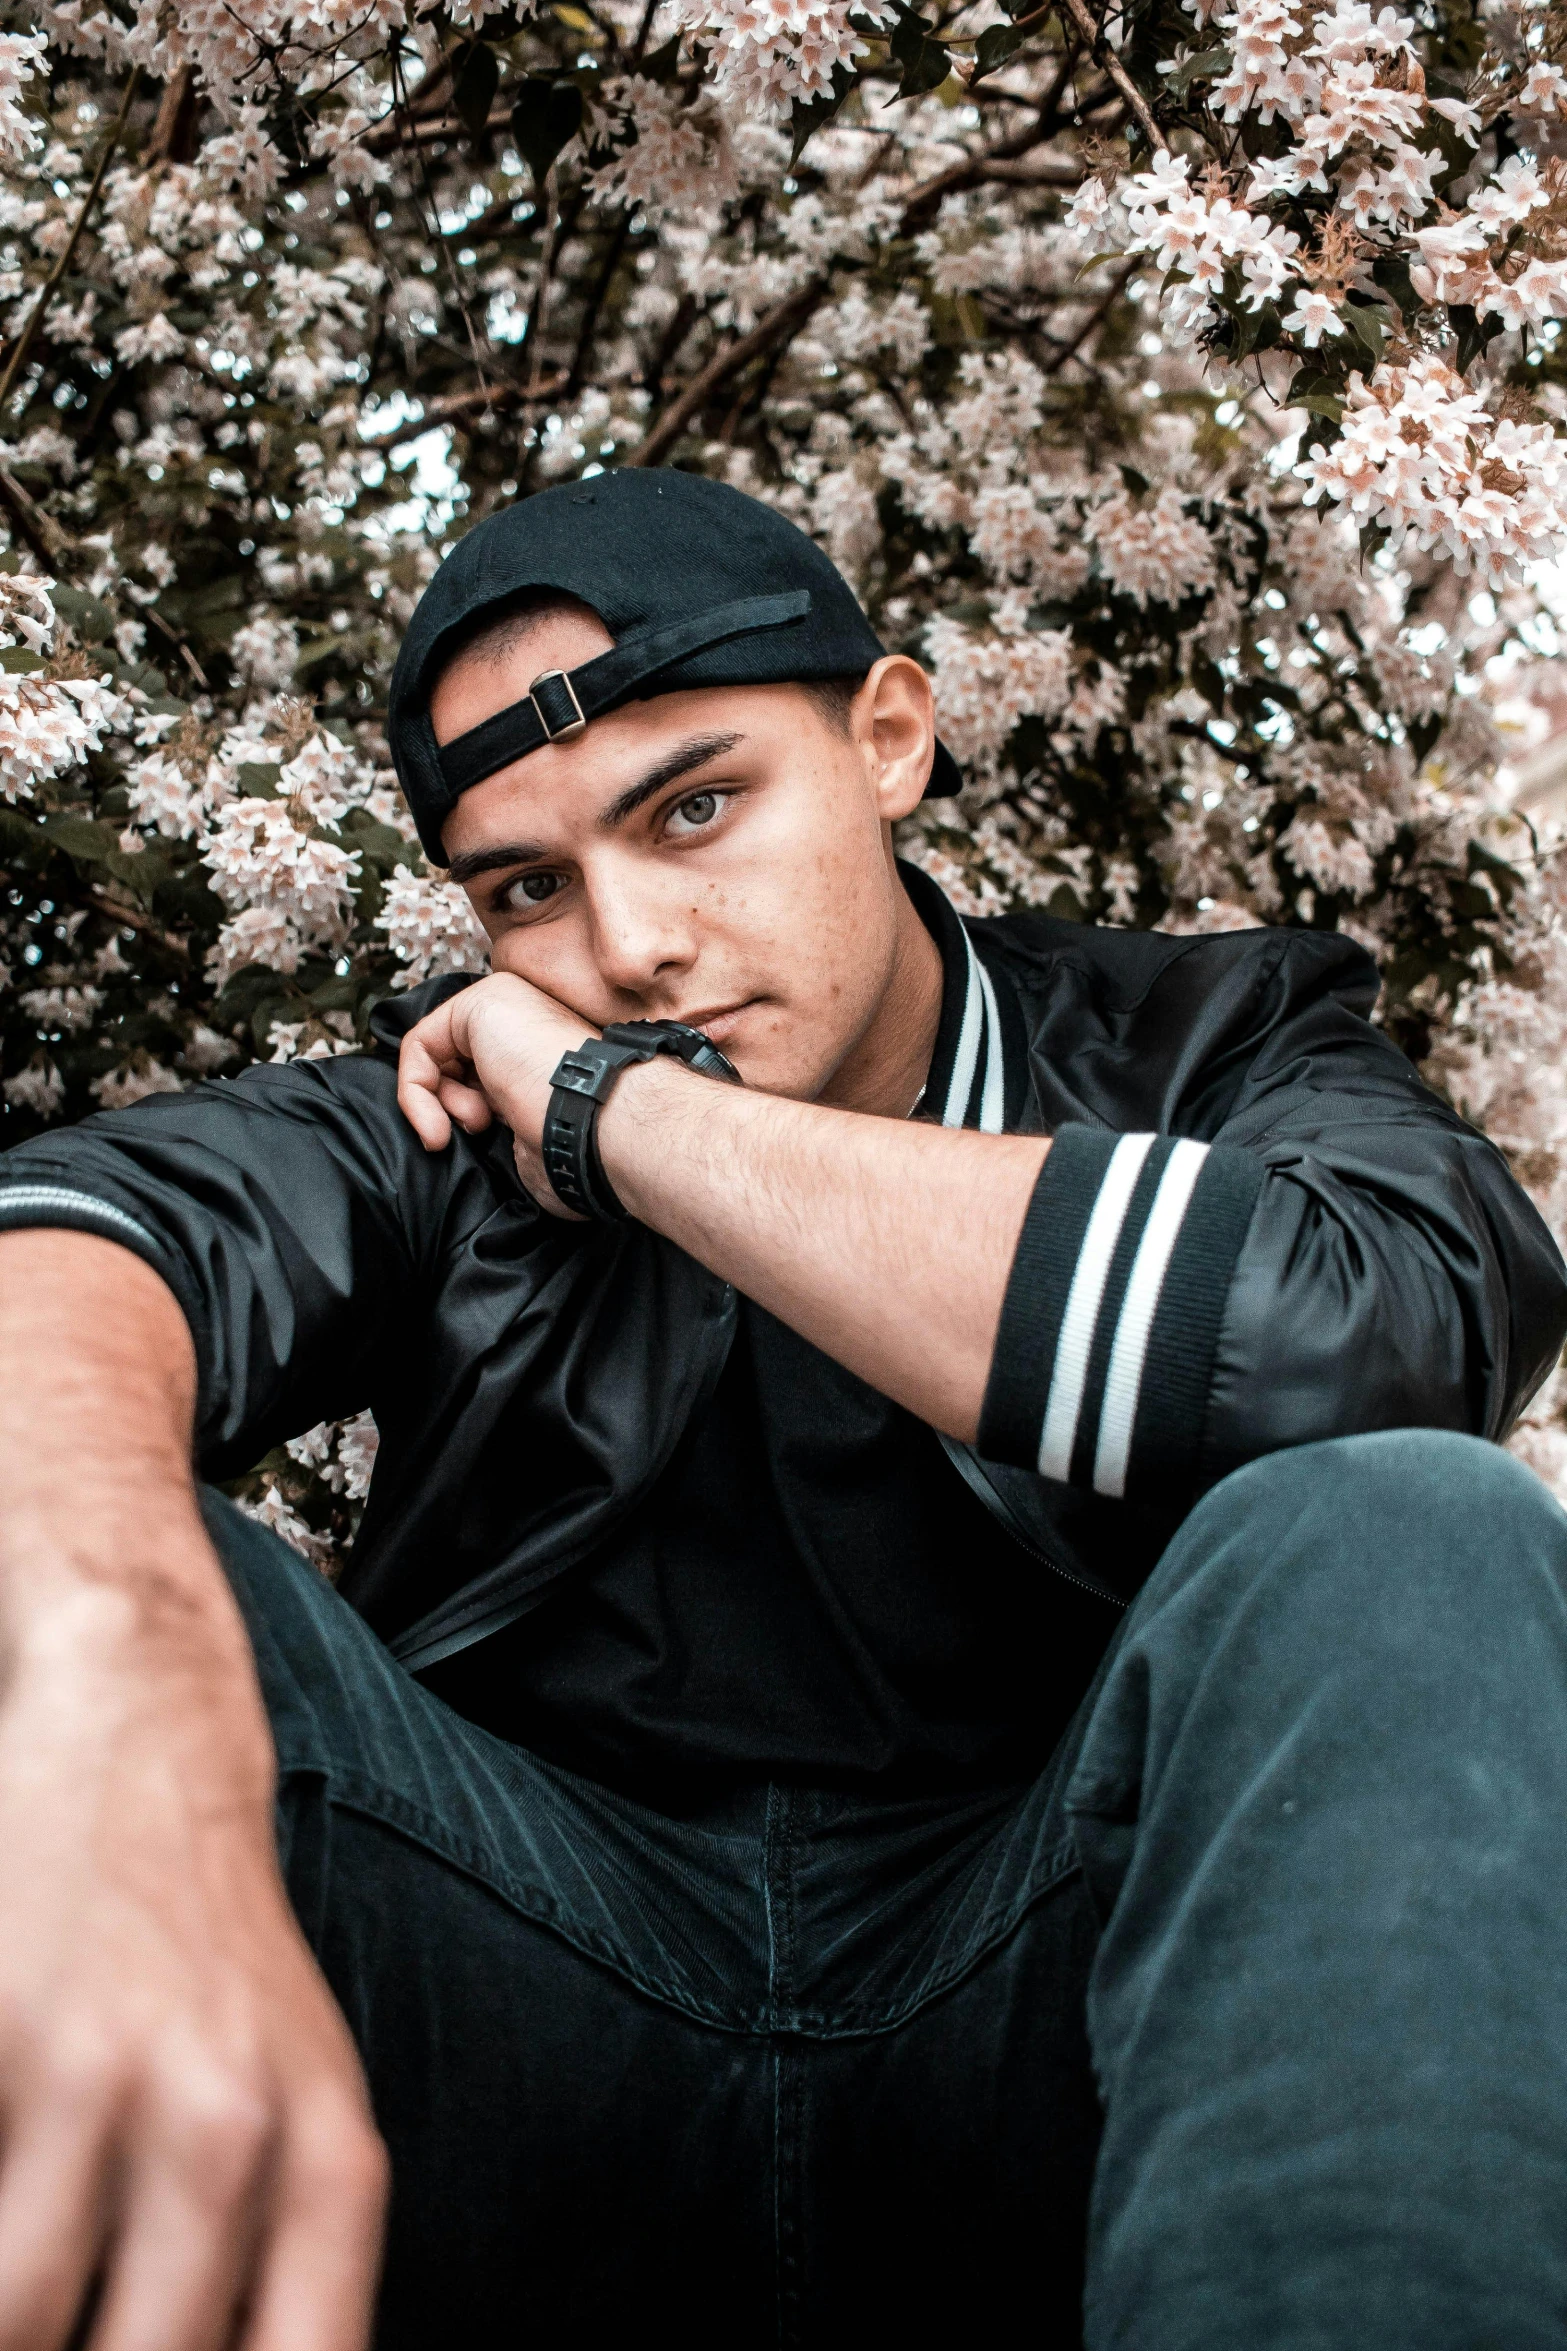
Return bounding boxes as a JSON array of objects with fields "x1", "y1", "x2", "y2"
[
  {"x1": 359, "y1": 372, "x2": 569, "y2": 449},
  {"x1": 1056, "y1": 0, "x2": 1166, "y2": 150},
  {"x1": 0, "y1": 66, "x2": 142, "y2": 419},
  {"x1": 625, "y1": 278, "x2": 828, "y2": 468}
]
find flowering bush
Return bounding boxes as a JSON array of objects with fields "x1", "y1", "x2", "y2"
[{"x1": 2, "y1": 0, "x2": 1567, "y2": 1543}]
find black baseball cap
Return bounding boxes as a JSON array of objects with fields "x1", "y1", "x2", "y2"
[{"x1": 388, "y1": 468, "x2": 961, "y2": 864}]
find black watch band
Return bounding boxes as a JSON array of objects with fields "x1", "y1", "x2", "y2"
[{"x1": 542, "y1": 1020, "x2": 741, "y2": 1220}]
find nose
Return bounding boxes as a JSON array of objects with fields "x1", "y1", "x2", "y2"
[{"x1": 581, "y1": 854, "x2": 700, "y2": 1004}]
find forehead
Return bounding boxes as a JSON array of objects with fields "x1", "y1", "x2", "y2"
[{"x1": 436, "y1": 677, "x2": 822, "y2": 862}]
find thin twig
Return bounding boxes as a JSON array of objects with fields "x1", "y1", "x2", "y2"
[
  {"x1": 146, "y1": 64, "x2": 197, "y2": 165},
  {"x1": 567, "y1": 214, "x2": 633, "y2": 396},
  {"x1": 358, "y1": 372, "x2": 569, "y2": 448},
  {"x1": 0, "y1": 466, "x2": 209, "y2": 687},
  {"x1": 1041, "y1": 257, "x2": 1137, "y2": 372},
  {"x1": 0, "y1": 66, "x2": 143, "y2": 418},
  {"x1": 1057, "y1": 0, "x2": 1166, "y2": 150},
  {"x1": 626, "y1": 277, "x2": 828, "y2": 467}
]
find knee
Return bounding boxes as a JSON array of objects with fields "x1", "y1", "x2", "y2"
[{"x1": 1172, "y1": 1428, "x2": 1567, "y2": 1639}]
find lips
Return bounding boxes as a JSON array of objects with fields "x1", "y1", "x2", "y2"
[{"x1": 678, "y1": 1002, "x2": 751, "y2": 1046}]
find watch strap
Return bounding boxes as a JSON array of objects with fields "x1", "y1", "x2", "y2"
[{"x1": 543, "y1": 1021, "x2": 740, "y2": 1222}]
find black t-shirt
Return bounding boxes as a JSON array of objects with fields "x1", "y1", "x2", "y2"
[
  {"x1": 425, "y1": 1300, "x2": 1120, "y2": 1795},
  {"x1": 424, "y1": 867, "x2": 1121, "y2": 1797}
]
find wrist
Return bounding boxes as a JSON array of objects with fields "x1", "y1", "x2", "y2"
[
  {"x1": 593, "y1": 1055, "x2": 709, "y2": 1223},
  {"x1": 0, "y1": 1484, "x2": 255, "y2": 1687}
]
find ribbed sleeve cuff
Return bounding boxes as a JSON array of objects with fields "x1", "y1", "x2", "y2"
[
  {"x1": 0, "y1": 1181, "x2": 200, "y2": 1322},
  {"x1": 978, "y1": 1127, "x2": 1264, "y2": 1501}
]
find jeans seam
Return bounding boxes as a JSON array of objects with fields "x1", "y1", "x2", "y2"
[{"x1": 321, "y1": 1766, "x2": 768, "y2": 2032}]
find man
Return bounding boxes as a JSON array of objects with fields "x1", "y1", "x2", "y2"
[{"x1": 1, "y1": 466, "x2": 1565, "y2": 2351}]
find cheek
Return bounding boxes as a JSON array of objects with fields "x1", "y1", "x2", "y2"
[{"x1": 487, "y1": 918, "x2": 600, "y2": 1008}]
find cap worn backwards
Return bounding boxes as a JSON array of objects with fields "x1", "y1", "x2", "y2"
[{"x1": 388, "y1": 468, "x2": 962, "y2": 864}]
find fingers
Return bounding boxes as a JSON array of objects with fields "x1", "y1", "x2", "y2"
[
  {"x1": 83, "y1": 2053, "x2": 276, "y2": 2351},
  {"x1": 395, "y1": 1032, "x2": 454, "y2": 1150},
  {"x1": 0, "y1": 2090, "x2": 112, "y2": 2351},
  {"x1": 239, "y1": 2085, "x2": 388, "y2": 2351},
  {"x1": 397, "y1": 1028, "x2": 495, "y2": 1150}
]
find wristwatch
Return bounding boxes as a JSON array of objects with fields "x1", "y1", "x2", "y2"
[{"x1": 542, "y1": 1020, "x2": 741, "y2": 1220}]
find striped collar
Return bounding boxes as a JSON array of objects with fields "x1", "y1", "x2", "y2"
[{"x1": 898, "y1": 859, "x2": 1030, "y2": 1136}]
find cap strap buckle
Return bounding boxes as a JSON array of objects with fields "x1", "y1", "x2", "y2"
[{"x1": 529, "y1": 669, "x2": 587, "y2": 744}]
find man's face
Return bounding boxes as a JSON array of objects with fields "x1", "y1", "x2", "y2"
[{"x1": 431, "y1": 606, "x2": 937, "y2": 1102}]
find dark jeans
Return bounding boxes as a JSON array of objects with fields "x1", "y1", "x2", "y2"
[{"x1": 206, "y1": 1429, "x2": 1567, "y2": 2348}]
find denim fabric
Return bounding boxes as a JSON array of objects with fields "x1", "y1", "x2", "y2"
[{"x1": 204, "y1": 1426, "x2": 1567, "y2": 2347}]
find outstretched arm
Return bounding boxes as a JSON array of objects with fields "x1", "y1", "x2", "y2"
[{"x1": 0, "y1": 1228, "x2": 386, "y2": 2351}]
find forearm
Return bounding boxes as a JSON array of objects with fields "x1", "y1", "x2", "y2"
[
  {"x1": 598, "y1": 1062, "x2": 1048, "y2": 1438},
  {"x1": 0, "y1": 1230, "x2": 255, "y2": 1699}
]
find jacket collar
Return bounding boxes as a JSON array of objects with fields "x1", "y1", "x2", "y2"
[{"x1": 897, "y1": 859, "x2": 1029, "y2": 1134}]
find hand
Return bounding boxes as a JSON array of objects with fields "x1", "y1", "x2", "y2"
[
  {"x1": 0, "y1": 1508, "x2": 387, "y2": 2351},
  {"x1": 397, "y1": 972, "x2": 598, "y2": 1215}
]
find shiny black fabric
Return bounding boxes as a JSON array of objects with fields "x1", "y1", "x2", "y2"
[{"x1": 2, "y1": 879, "x2": 1563, "y2": 1668}]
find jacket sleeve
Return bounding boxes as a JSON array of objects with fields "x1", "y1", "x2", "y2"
[
  {"x1": 0, "y1": 1049, "x2": 512, "y2": 1474},
  {"x1": 977, "y1": 933, "x2": 1567, "y2": 1504}
]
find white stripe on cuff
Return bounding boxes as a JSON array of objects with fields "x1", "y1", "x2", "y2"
[
  {"x1": 942, "y1": 932, "x2": 985, "y2": 1129},
  {"x1": 1036, "y1": 1134, "x2": 1155, "y2": 1483},
  {"x1": 974, "y1": 952, "x2": 1006, "y2": 1136},
  {"x1": 0, "y1": 1186, "x2": 158, "y2": 1252},
  {"x1": 1092, "y1": 1138, "x2": 1210, "y2": 1499}
]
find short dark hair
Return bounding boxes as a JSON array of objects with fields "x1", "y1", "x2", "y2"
[{"x1": 437, "y1": 588, "x2": 869, "y2": 733}]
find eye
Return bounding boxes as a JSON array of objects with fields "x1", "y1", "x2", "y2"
[
  {"x1": 502, "y1": 869, "x2": 565, "y2": 910},
  {"x1": 668, "y1": 789, "x2": 723, "y2": 834}
]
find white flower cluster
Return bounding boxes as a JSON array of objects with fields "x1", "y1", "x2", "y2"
[
  {"x1": 0, "y1": 32, "x2": 45, "y2": 166},
  {"x1": 594, "y1": 76, "x2": 737, "y2": 221},
  {"x1": 923, "y1": 614, "x2": 1075, "y2": 771},
  {"x1": 286, "y1": 1408, "x2": 379, "y2": 1502},
  {"x1": 374, "y1": 868, "x2": 490, "y2": 988},
  {"x1": 1101, "y1": 150, "x2": 1302, "y2": 344},
  {"x1": 692, "y1": 0, "x2": 895, "y2": 114},
  {"x1": 0, "y1": 672, "x2": 125, "y2": 804},
  {"x1": 1409, "y1": 153, "x2": 1567, "y2": 331},
  {"x1": 1087, "y1": 484, "x2": 1221, "y2": 607},
  {"x1": 1300, "y1": 355, "x2": 1567, "y2": 582}
]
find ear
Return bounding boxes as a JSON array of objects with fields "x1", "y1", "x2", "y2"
[{"x1": 852, "y1": 655, "x2": 938, "y2": 823}]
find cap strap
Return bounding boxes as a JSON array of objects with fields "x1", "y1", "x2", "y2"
[{"x1": 436, "y1": 588, "x2": 813, "y2": 795}]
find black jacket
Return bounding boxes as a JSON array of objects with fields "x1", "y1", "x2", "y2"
[{"x1": 3, "y1": 865, "x2": 1563, "y2": 1669}]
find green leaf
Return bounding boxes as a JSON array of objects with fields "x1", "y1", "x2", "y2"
[
  {"x1": 0, "y1": 646, "x2": 44, "y2": 673},
  {"x1": 1450, "y1": 301, "x2": 1502, "y2": 375},
  {"x1": 293, "y1": 634, "x2": 346, "y2": 680},
  {"x1": 1287, "y1": 366, "x2": 1346, "y2": 423},
  {"x1": 42, "y1": 813, "x2": 120, "y2": 864},
  {"x1": 971, "y1": 19, "x2": 1032, "y2": 80},
  {"x1": 789, "y1": 61, "x2": 854, "y2": 162},
  {"x1": 1229, "y1": 299, "x2": 1282, "y2": 360},
  {"x1": 50, "y1": 584, "x2": 115, "y2": 644},
  {"x1": 889, "y1": 5, "x2": 951, "y2": 97},
  {"x1": 232, "y1": 760, "x2": 283, "y2": 797},
  {"x1": 1371, "y1": 252, "x2": 1422, "y2": 326},
  {"x1": 639, "y1": 31, "x2": 682, "y2": 82},
  {"x1": 510, "y1": 78, "x2": 584, "y2": 190},
  {"x1": 1160, "y1": 42, "x2": 1232, "y2": 95},
  {"x1": 1342, "y1": 294, "x2": 1388, "y2": 362},
  {"x1": 454, "y1": 41, "x2": 501, "y2": 145}
]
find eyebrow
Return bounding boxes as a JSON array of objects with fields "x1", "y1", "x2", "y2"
[{"x1": 445, "y1": 731, "x2": 746, "y2": 886}]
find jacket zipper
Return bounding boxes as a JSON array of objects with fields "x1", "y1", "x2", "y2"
[{"x1": 936, "y1": 1435, "x2": 1126, "y2": 1609}]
